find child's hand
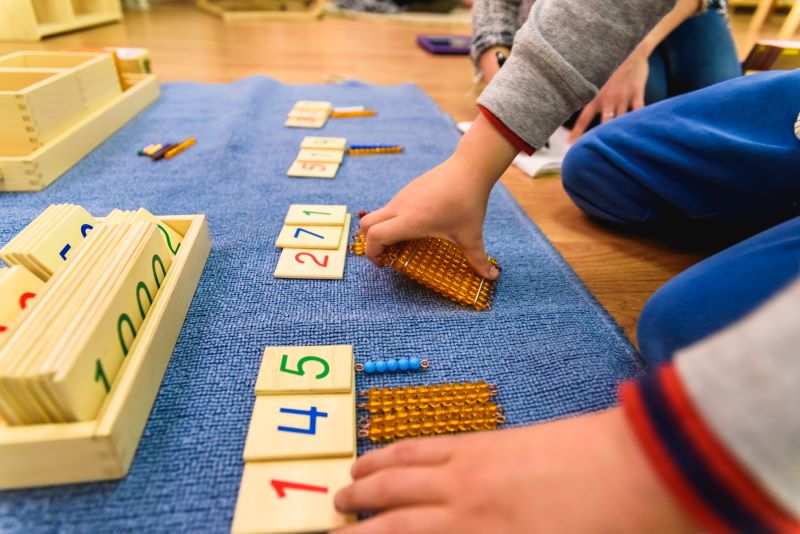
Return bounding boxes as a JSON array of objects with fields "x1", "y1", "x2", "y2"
[
  {"x1": 360, "y1": 113, "x2": 518, "y2": 280},
  {"x1": 334, "y1": 409, "x2": 695, "y2": 534}
]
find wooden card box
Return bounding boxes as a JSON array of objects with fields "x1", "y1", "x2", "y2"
[
  {"x1": 0, "y1": 214, "x2": 211, "y2": 490},
  {"x1": 0, "y1": 52, "x2": 123, "y2": 157},
  {"x1": 0, "y1": 71, "x2": 158, "y2": 192}
]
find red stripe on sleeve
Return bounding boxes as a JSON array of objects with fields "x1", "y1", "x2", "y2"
[
  {"x1": 659, "y1": 366, "x2": 800, "y2": 533},
  {"x1": 476, "y1": 105, "x2": 535, "y2": 155},
  {"x1": 619, "y1": 381, "x2": 733, "y2": 534}
]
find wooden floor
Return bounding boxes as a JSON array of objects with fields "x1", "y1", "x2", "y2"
[{"x1": 0, "y1": 3, "x2": 783, "y2": 346}]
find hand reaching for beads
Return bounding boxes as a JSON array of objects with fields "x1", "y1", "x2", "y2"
[
  {"x1": 360, "y1": 113, "x2": 518, "y2": 281},
  {"x1": 334, "y1": 409, "x2": 696, "y2": 534}
]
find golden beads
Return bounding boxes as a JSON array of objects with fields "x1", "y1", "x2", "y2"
[
  {"x1": 358, "y1": 403, "x2": 505, "y2": 442},
  {"x1": 351, "y1": 233, "x2": 498, "y2": 311},
  {"x1": 356, "y1": 381, "x2": 505, "y2": 443}
]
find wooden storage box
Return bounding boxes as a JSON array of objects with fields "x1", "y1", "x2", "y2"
[
  {"x1": 0, "y1": 0, "x2": 122, "y2": 41},
  {"x1": 0, "y1": 52, "x2": 123, "y2": 157},
  {"x1": 0, "y1": 214, "x2": 211, "y2": 490},
  {"x1": 0, "y1": 68, "x2": 158, "y2": 192}
]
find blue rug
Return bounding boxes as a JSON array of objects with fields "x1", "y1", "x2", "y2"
[{"x1": 0, "y1": 77, "x2": 641, "y2": 533}]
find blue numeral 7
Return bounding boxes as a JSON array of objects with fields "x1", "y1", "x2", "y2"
[{"x1": 294, "y1": 228, "x2": 324, "y2": 240}]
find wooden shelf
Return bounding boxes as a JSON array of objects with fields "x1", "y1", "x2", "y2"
[
  {"x1": 197, "y1": 0, "x2": 324, "y2": 21},
  {"x1": 0, "y1": 0, "x2": 122, "y2": 41},
  {"x1": 0, "y1": 214, "x2": 211, "y2": 490}
]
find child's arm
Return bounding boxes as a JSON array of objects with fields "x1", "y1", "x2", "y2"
[
  {"x1": 334, "y1": 278, "x2": 800, "y2": 533},
  {"x1": 620, "y1": 276, "x2": 800, "y2": 532},
  {"x1": 363, "y1": 0, "x2": 676, "y2": 273},
  {"x1": 360, "y1": 113, "x2": 516, "y2": 280}
]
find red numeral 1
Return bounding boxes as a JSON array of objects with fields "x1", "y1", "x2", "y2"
[{"x1": 270, "y1": 479, "x2": 328, "y2": 498}]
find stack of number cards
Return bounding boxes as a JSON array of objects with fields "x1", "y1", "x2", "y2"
[
  {"x1": 0, "y1": 206, "x2": 184, "y2": 425},
  {"x1": 0, "y1": 204, "x2": 97, "y2": 281},
  {"x1": 0, "y1": 266, "x2": 43, "y2": 338},
  {"x1": 232, "y1": 345, "x2": 357, "y2": 534},
  {"x1": 284, "y1": 101, "x2": 333, "y2": 129},
  {"x1": 274, "y1": 204, "x2": 351, "y2": 280},
  {"x1": 287, "y1": 136, "x2": 347, "y2": 179}
]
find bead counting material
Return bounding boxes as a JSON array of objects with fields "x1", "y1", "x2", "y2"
[
  {"x1": 358, "y1": 402, "x2": 505, "y2": 442},
  {"x1": 354, "y1": 356, "x2": 429, "y2": 374},
  {"x1": 347, "y1": 146, "x2": 403, "y2": 156},
  {"x1": 351, "y1": 232, "x2": 499, "y2": 311},
  {"x1": 357, "y1": 381, "x2": 498, "y2": 413},
  {"x1": 357, "y1": 382, "x2": 505, "y2": 442}
]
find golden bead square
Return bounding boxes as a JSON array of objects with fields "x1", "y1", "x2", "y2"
[{"x1": 256, "y1": 345, "x2": 353, "y2": 394}]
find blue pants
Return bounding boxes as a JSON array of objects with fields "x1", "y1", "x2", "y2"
[
  {"x1": 644, "y1": 10, "x2": 741, "y2": 104},
  {"x1": 561, "y1": 71, "x2": 800, "y2": 365}
]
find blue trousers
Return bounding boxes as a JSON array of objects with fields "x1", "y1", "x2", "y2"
[
  {"x1": 644, "y1": 10, "x2": 741, "y2": 104},
  {"x1": 561, "y1": 71, "x2": 800, "y2": 365}
]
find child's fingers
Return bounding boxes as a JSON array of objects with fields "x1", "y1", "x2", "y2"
[
  {"x1": 334, "y1": 467, "x2": 446, "y2": 513},
  {"x1": 359, "y1": 207, "x2": 393, "y2": 234},
  {"x1": 364, "y1": 216, "x2": 418, "y2": 263},
  {"x1": 457, "y1": 236, "x2": 499, "y2": 280},
  {"x1": 350, "y1": 436, "x2": 456, "y2": 479}
]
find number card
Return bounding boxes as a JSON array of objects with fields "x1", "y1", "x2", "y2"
[
  {"x1": 284, "y1": 116, "x2": 327, "y2": 129},
  {"x1": 274, "y1": 224, "x2": 343, "y2": 250},
  {"x1": 295, "y1": 149, "x2": 344, "y2": 164},
  {"x1": 287, "y1": 161, "x2": 339, "y2": 178},
  {"x1": 0, "y1": 266, "x2": 43, "y2": 339},
  {"x1": 287, "y1": 109, "x2": 329, "y2": 120},
  {"x1": 231, "y1": 458, "x2": 355, "y2": 534},
  {"x1": 301, "y1": 136, "x2": 347, "y2": 151},
  {"x1": 255, "y1": 345, "x2": 353, "y2": 395},
  {"x1": 243, "y1": 393, "x2": 355, "y2": 461},
  {"x1": 293, "y1": 100, "x2": 333, "y2": 111},
  {"x1": 273, "y1": 214, "x2": 350, "y2": 279},
  {"x1": 284, "y1": 204, "x2": 347, "y2": 226}
]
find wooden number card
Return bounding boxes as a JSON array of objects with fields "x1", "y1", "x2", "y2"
[
  {"x1": 231, "y1": 458, "x2": 355, "y2": 534},
  {"x1": 243, "y1": 393, "x2": 355, "y2": 461},
  {"x1": 0, "y1": 266, "x2": 43, "y2": 339},
  {"x1": 274, "y1": 224, "x2": 343, "y2": 250},
  {"x1": 286, "y1": 161, "x2": 339, "y2": 179},
  {"x1": 284, "y1": 204, "x2": 347, "y2": 226},
  {"x1": 273, "y1": 215, "x2": 350, "y2": 279},
  {"x1": 300, "y1": 137, "x2": 347, "y2": 151},
  {"x1": 255, "y1": 345, "x2": 353, "y2": 395},
  {"x1": 295, "y1": 149, "x2": 344, "y2": 164}
]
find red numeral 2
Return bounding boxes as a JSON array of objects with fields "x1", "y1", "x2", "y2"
[
  {"x1": 295, "y1": 252, "x2": 329, "y2": 267},
  {"x1": 270, "y1": 479, "x2": 328, "y2": 498}
]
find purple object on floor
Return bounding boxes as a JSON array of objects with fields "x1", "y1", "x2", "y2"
[{"x1": 417, "y1": 35, "x2": 471, "y2": 55}]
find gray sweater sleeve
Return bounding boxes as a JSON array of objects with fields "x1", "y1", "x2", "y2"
[
  {"x1": 675, "y1": 276, "x2": 800, "y2": 516},
  {"x1": 470, "y1": 0, "x2": 524, "y2": 66},
  {"x1": 477, "y1": 0, "x2": 674, "y2": 149}
]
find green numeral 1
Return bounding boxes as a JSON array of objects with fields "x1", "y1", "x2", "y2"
[
  {"x1": 280, "y1": 354, "x2": 330, "y2": 379},
  {"x1": 95, "y1": 359, "x2": 110, "y2": 393},
  {"x1": 302, "y1": 210, "x2": 331, "y2": 216}
]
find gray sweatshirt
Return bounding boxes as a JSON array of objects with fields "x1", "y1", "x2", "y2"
[{"x1": 475, "y1": 0, "x2": 799, "y2": 523}]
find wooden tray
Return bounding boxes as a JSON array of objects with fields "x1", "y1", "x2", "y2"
[
  {"x1": 0, "y1": 214, "x2": 211, "y2": 490},
  {"x1": 0, "y1": 71, "x2": 159, "y2": 192}
]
